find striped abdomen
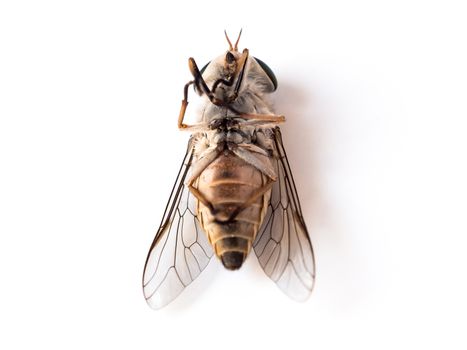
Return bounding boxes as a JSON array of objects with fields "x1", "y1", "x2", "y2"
[{"x1": 196, "y1": 151, "x2": 271, "y2": 270}]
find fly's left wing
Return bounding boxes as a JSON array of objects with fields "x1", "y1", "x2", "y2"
[
  {"x1": 143, "y1": 137, "x2": 213, "y2": 309},
  {"x1": 254, "y1": 127, "x2": 316, "y2": 301}
]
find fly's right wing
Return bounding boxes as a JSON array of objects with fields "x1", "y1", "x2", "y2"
[
  {"x1": 142, "y1": 137, "x2": 213, "y2": 309},
  {"x1": 254, "y1": 127, "x2": 316, "y2": 301}
]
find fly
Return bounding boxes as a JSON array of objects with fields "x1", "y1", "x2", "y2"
[{"x1": 143, "y1": 31, "x2": 315, "y2": 309}]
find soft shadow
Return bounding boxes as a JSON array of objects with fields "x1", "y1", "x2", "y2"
[
  {"x1": 274, "y1": 79, "x2": 367, "y2": 312},
  {"x1": 274, "y1": 79, "x2": 326, "y2": 235}
]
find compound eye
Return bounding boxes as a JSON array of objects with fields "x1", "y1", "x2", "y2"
[{"x1": 254, "y1": 57, "x2": 278, "y2": 91}]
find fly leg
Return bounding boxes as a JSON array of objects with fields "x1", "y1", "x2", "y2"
[
  {"x1": 180, "y1": 50, "x2": 250, "y2": 129},
  {"x1": 178, "y1": 57, "x2": 228, "y2": 130},
  {"x1": 232, "y1": 49, "x2": 249, "y2": 99},
  {"x1": 177, "y1": 79, "x2": 212, "y2": 131},
  {"x1": 188, "y1": 58, "x2": 225, "y2": 106},
  {"x1": 189, "y1": 49, "x2": 248, "y2": 105},
  {"x1": 185, "y1": 147, "x2": 220, "y2": 213},
  {"x1": 187, "y1": 183, "x2": 213, "y2": 212},
  {"x1": 238, "y1": 113, "x2": 286, "y2": 125},
  {"x1": 211, "y1": 49, "x2": 249, "y2": 100},
  {"x1": 227, "y1": 143, "x2": 278, "y2": 221},
  {"x1": 178, "y1": 80, "x2": 195, "y2": 129}
]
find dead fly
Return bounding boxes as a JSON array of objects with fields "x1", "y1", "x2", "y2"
[{"x1": 143, "y1": 31, "x2": 315, "y2": 309}]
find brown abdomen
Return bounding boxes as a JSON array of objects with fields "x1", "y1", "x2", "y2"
[{"x1": 196, "y1": 152, "x2": 270, "y2": 270}]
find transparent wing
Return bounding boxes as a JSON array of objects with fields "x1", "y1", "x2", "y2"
[
  {"x1": 254, "y1": 127, "x2": 316, "y2": 301},
  {"x1": 143, "y1": 137, "x2": 213, "y2": 309}
]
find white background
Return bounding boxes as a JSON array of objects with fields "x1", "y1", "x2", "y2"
[{"x1": 1, "y1": 0, "x2": 466, "y2": 349}]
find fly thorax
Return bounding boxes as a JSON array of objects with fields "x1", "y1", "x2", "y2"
[
  {"x1": 226, "y1": 130, "x2": 246, "y2": 144},
  {"x1": 211, "y1": 132, "x2": 226, "y2": 144}
]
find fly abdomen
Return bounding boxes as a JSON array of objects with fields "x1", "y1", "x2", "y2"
[
  {"x1": 210, "y1": 219, "x2": 257, "y2": 270},
  {"x1": 217, "y1": 236, "x2": 248, "y2": 270},
  {"x1": 196, "y1": 152, "x2": 271, "y2": 270}
]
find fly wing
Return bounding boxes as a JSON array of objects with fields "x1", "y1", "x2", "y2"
[
  {"x1": 143, "y1": 137, "x2": 213, "y2": 309},
  {"x1": 254, "y1": 127, "x2": 316, "y2": 301}
]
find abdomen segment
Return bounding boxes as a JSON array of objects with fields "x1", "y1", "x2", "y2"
[{"x1": 196, "y1": 152, "x2": 271, "y2": 270}]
